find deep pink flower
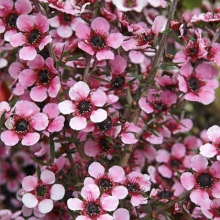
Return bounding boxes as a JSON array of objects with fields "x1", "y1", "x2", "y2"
[
  {"x1": 119, "y1": 122, "x2": 141, "y2": 144},
  {"x1": 84, "y1": 162, "x2": 128, "y2": 200},
  {"x1": 10, "y1": 13, "x2": 52, "y2": 60},
  {"x1": 75, "y1": 17, "x2": 123, "y2": 60},
  {"x1": 19, "y1": 55, "x2": 61, "y2": 102},
  {"x1": 124, "y1": 171, "x2": 151, "y2": 206},
  {"x1": 0, "y1": 100, "x2": 49, "y2": 146},
  {"x1": 139, "y1": 89, "x2": 177, "y2": 114},
  {"x1": 22, "y1": 170, "x2": 65, "y2": 214},
  {"x1": 173, "y1": 37, "x2": 207, "y2": 65},
  {"x1": 0, "y1": 0, "x2": 32, "y2": 41},
  {"x1": 191, "y1": 12, "x2": 220, "y2": 23},
  {"x1": 67, "y1": 184, "x2": 119, "y2": 220},
  {"x1": 58, "y1": 81, "x2": 107, "y2": 130},
  {"x1": 180, "y1": 155, "x2": 220, "y2": 206},
  {"x1": 0, "y1": 161, "x2": 25, "y2": 192},
  {"x1": 178, "y1": 61, "x2": 219, "y2": 105},
  {"x1": 49, "y1": 13, "x2": 84, "y2": 38},
  {"x1": 122, "y1": 15, "x2": 167, "y2": 51},
  {"x1": 107, "y1": 55, "x2": 128, "y2": 93},
  {"x1": 200, "y1": 125, "x2": 220, "y2": 160}
]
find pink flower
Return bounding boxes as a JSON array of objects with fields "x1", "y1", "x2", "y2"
[
  {"x1": 124, "y1": 171, "x2": 151, "y2": 206},
  {"x1": 19, "y1": 55, "x2": 61, "y2": 102},
  {"x1": 191, "y1": 12, "x2": 220, "y2": 23},
  {"x1": 180, "y1": 155, "x2": 220, "y2": 206},
  {"x1": 178, "y1": 61, "x2": 219, "y2": 105},
  {"x1": 58, "y1": 81, "x2": 107, "y2": 130},
  {"x1": 139, "y1": 89, "x2": 177, "y2": 114},
  {"x1": 173, "y1": 37, "x2": 207, "y2": 65},
  {"x1": 49, "y1": 13, "x2": 84, "y2": 38},
  {"x1": 0, "y1": 161, "x2": 25, "y2": 192},
  {"x1": 84, "y1": 162, "x2": 128, "y2": 199},
  {"x1": 42, "y1": 103, "x2": 65, "y2": 133},
  {"x1": 200, "y1": 125, "x2": 220, "y2": 160},
  {"x1": 0, "y1": 0, "x2": 32, "y2": 41},
  {"x1": 119, "y1": 122, "x2": 141, "y2": 144},
  {"x1": 22, "y1": 170, "x2": 65, "y2": 214},
  {"x1": 111, "y1": 0, "x2": 148, "y2": 12},
  {"x1": 0, "y1": 100, "x2": 49, "y2": 146},
  {"x1": 10, "y1": 13, "x2": 52, "y2": 60},
  {"x1": 67, "y1": 184, "x2": 119, "y2": 220},
  {"x1": 75, "y1": 17, "x2": 123, "y2": 60}
]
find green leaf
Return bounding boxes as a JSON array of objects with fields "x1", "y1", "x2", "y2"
[{"x1": 67, "y1": 54, "x2": 83, "y2": 61}]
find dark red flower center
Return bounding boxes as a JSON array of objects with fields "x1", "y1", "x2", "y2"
[
  {"x1": 86, "y1": 202, "x2": 101, "y2": 216},
  {"x1": 6, "y1": 13, "x2": 18, "y2": 28},
  {"x1": 36, "y1": 185, "x2": 49, "y2": 198},
  {"x1": 63, "y1": 13, "x2": 71, "y2": 23},
  {"x1": 188, "y1": 76, "x2": 200, "y2": 92},
  {"x1": 153, "y1": 101, "x2": 167, "y2": 112},
  {"x1": 77, "y1": 100, "x2": 92, "y2": 115},
  {"x1": 126, "y1": 182, "x2": 141, "y2": 193},
  {"x1": 38, "y1": 69, "x2": 50, "y2": 85},
  {"x1": 90, "y1": 35, "x2": 106, "y2": 49},
  {"x1": 96, "y1": 117, "x2": 112, "y2": 132},
  {"x1": 15, "y1": 119, "x2": 29, "y2": 133},
  {"x1": 99, "y1": 137, "x2": 111, "y2": 152},
  {"x1": 6, "y1": 168, "x2": 17, "y2": 179},
  {"x1": 28, "y1": 29, "x2": 42, "y2": 45},
  {"x1": 98, "y1": 178, "x2": 112, "y2": 190},
  {"x1": 170, "y1": 159, "x2": 181, "y2": 169},
  {"x1": 157, "y1": 190, "x2": 173, "y2": 199},
  {"x1": 111, "y1": 75, "x2": 125, "y2": 90},
  {"x1": 197, "y1": 173, "x2": 213, "y2": 189}
]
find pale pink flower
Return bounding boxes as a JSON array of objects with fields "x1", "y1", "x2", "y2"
[
  {"x1": 22, "y1": 170, "x2": 65, "y2": 214},
  {"x1": 19, "y1": 55, "x2": 61, "y2": 102},
  {"x1": 191, "y1": 12, "x2": 220, "y2": 23},
  {"x1": 0, "y1": 100, "x2": 49, "y2": 146},
  {"x1": 0, "y1": 0, "x2": 32, "y2": 41},
  {"x1": 111, "y1": 0, "x2": 148, "y2": 12},
  {"x1": 200, "y1": 125, "x2": 220, "y2": 160},
  {"x1": 124, "y1": 171, "x2": 151, "y2": 206},
  {"x1": 10, "y1": 13, "x2": 52, "y2": 60},
  {"x1": 58, "y1": 81, "x2": 107, "y2": 130},
  {"x1": 67, "y1": 184, "x2": 119, "y2": 220},
  {"x1": 180, "y1": 155, "x2": 220, "y2": 206},
  {"x1": 178, "y1": 61, "x2": 219, "y2": 105},
  {"x1": 42, "y1": 103, "x2": 65, "y2": 133},
  {"x1": 84, "y1": 162, "x2": 128, "y2": 200},
  {"x1": 75, "y1": 17, "x2": 123, "y2": 60}
]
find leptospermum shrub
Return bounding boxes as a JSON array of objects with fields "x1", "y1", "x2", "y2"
[{"x1": 1, "y1": 0, "x2": 220, "y2": 219}]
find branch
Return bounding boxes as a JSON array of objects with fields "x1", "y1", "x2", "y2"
[{"x1": 119, "y1": 0, "x2": 179, "y2": 167}]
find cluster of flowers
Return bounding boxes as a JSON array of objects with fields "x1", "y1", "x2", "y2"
[{"x1": 0, "y1": 0, "x2": 220, "y2": 219}]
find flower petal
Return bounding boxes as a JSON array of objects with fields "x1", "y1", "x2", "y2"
[
  {"x1": 38, "y1": 199, "x2": 53, "y2": 214},
  {"x1": 90, "y1": 109, "x2": 107, "y2": 123},
  {"x1": 41, "y1": 170, "x2": 55, "y2": 184},
  {"x1": 22, "y1": 193, "x2": 38, "y2": 208},
  {"x1": 67, "y1": 198, "x2": 83, "y2": 211},
  {"x1": 21, "y1": 132, "x2": 40, "y2": 146},
  {"x1": 50, "y1": 184, "x2": 65, "y2": 200},
  {"x1": 88, "y1": 162, "x2": 105, "y2": 178},
  {"x1": 101, "y1": 196, "x2": 119, "y2": 211},
  {"x1": 70, "y1": 116, "x2": 87, "y2": 130}
]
